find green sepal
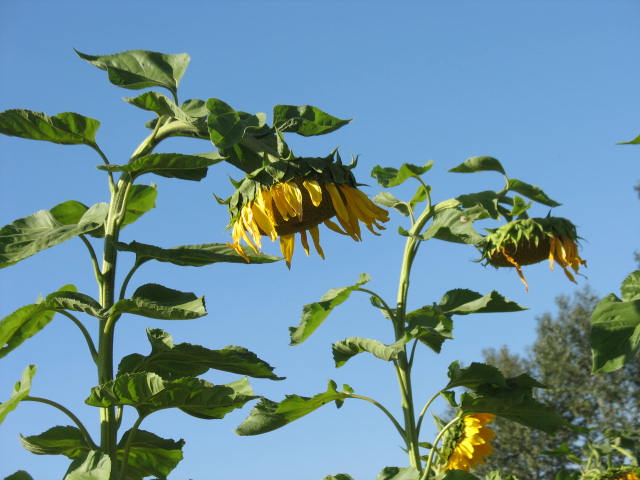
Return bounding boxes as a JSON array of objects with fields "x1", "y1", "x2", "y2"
[
  {"x1": 272, "y1": 105, "x2": 351, "y2": 136},
  {"x1": 63, "y1": 450, "x2": 111, "y2": 480},
  {"x1": 371, "y1": 161, "x2": 433, "y2": 188},
  {"x1": 107, "y1": 284, "x2": 206, "y2": 320},
  {"x1": 289, "y1": 273, "x2": 370, "y2": 345},
  {"x1": 439, "y1": 289, "x2": 527, "y2": 315},
  {"x1": 116, "y1": 429, "x2": 184, "y2": 479},
  {"x1": 118, "y1": 328, "x2": 283, "y2": 380},
  {"x1": 86, "y1": 373, "x2": 256, "y2": 419},
  {"x1": 448, "y1": 156, "x2": 506, "y2": 175},
  {"x1": 97, "y1": 152, "x2": 223, "y2": 181},
  {"x1": 117, "y1": 240, "x2": 280, "y2": 267},
  {"x1": 421, "y1": 204, "x2": 489, "y2": 244},
  {"x1": 0, "y1": 109, "x2": 100, "y2": 150},
  {"x1": 20, "y1": 425, "x2": 89, "y2": 458},
  {"x1": 332, "y1": 336, "x2": 408, "y2": 367},
  {"x1": 507, "y1": 178, "x2": 560, "y2": 207},
  {"x1": 591, "y1": 271, "x2": 640, "y2": 373},
  {"x1": 75, "y1": 49, "x2": 190, "y2": 101},
  {"x1": 375, "y1": 466, "x2": 420, "y2": 480},
  {"x1": 235, "y1": 380, "x2": 352, "y2": 435},
  {"x1": 0, "y1": 202, "x2": 108, "y2": 268},
  {"x1": 0, "y1": 365, "x2": 36, "y2": 425}
]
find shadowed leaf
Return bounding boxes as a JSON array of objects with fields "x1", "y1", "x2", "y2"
[
  {"x1": 446, "y1": 361, "x2": 507, "y2": 390},
  {"x1": 20, "y1": 426, "x2": 89, "y2": 458},
  {"x1": 116, "y1": 429, "x2": 184, "y2": 479},
  {"x1": 371, "y1": 161, "x2": 433, "y2": 188},
  {"x1": 507, "y1": 178, "x2": 560, "y2": 207},
  {"x1": 97, "y1": 152, "x2": 223, "y2": 181},
  {"x1": 449, "y1": 156, "x2": 506, "y2": 175},
  {"x1": 108, "y1": 284, "x2": 206, "y2": 320},
  {"x1": 332, "y1": 336, "x2": 408, "y2": 367},
  {"x1": 273, "y1": 105, "x2": 350, "y2": 136},
  {"x1": 439, "y1": 289, "x2": 527, "y2": 315},
  {"x1": 421, "y1": 205, "x2": 489, "y2": 244}
]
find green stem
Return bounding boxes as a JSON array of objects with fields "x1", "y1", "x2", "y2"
[
  {"x1": 415, "y1": 389, "x2": 444, "y2": 437},
  {"x1": 421, "y1": 415, "x2": 461, "y2": 480},
  {"x1": 79, "y1": 234, "x2": 102, "y2": 283},
  {"x1": 347, "y1": 394, "x2": 407, "y2": 443},
  {"x1": 356, "y1": 287, "x2": 396, "y2": 322},
  {"x1": 118, "y1": 414, "x2": 146, "y2": 480},
  {"x1": 118, "y1": 261, "x2": 142, "y2": 301},
  {"x1": 93, "y1": 144, "x2": 116, "y2": 193},
  {"x1": 24, "y1": 396, "x2": 98, "y2": 450},
  {"x1": 56, "y1": 310, "x2": 98, "y2": 364}
]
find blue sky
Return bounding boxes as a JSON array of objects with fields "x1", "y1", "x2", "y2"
[{"x1": 1, "y1": 1, "x2": 638, "y2": 479}]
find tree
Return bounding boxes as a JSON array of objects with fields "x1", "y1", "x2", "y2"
[{"x1": 476, "y1": 287, "x2": 640, "y2": 478}]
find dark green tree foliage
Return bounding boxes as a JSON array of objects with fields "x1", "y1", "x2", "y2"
[{"x1": 476, "y1": 288, "x2": 640, "y2": 479}]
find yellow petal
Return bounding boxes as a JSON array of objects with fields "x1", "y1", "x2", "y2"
[
  {"x1": 279, "y1": 234, "x2": 295, "y2": 268},
  {"x1": 309, "y1": 225, "x2": 325, "y2": 259},
  {"x1": 325, "y1": 183, "x2": 360, "y2": 240},
  {"x1": 251, "y1": 202, "x2": 277, "y2": 241},
  {"x1": 282, "y1": 182, "x2": 303, "y2": 218},
  {"x1": 324, "y1": 218, "x2": 349, "y2": 236},
  {"x1": 271, "y1": 184, "x2": 295, "y2": 220},
  {"x1": 241, "y1": 204, "x2": 262, "y2": 249},
  {"x1": 299, "y1": 230, "x2": 311, "y2": 256},
  {"x1": 303, "y1": 179, "x2": 323, "y2": 207}
]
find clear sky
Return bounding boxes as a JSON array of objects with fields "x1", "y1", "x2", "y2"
[{"x1": 1, "y1": 1, "x2": 638, "y2": 479}]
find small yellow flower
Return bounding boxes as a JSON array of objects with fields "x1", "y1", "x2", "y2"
[
  {"x1": 613, "y1": 473, "x2": 640, "y2": 480},
  {"x1": 444, "y1": 413, "x2": 495, "y2": 471},
  {"x1": 480, "y1": 217, "x2": 586, "y2": 290},
  {"x1": 229, "y1": 176, "x2": 388, "y2": 267}
]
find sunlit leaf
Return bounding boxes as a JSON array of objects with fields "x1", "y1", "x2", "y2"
[
  {"x1": 236, "y1": 380, "x2": 351, "y2": 435},
  {"x1": 421, "y1": 205, "x2": 488, "y2": 244},
  {"x1": 108, "y1": 284, "x2": 206, "y2": 320},
  {"x1": 86, "y1": 373, "x2": 256, "y2": 419},
  {"x1": 289, "y1": 274, "x2": 370, "y2": 345},
  {"x1": 371, "y1": 161, "x2": 433, "y2": 188},
  {"x1": 0, "y1": 109, "x2": 100, "y2": 149},
  {"x1": 97, "y1": 152, "x2": 223, "y2": 181},
  {"x1": 0, "y1": 203, "x2": 108, "y2": 268},
  {"x1": 273, "y1": 105, "x2": 350, "y2": 136},
  {"x1": 507, "y1": 178, "x2": 560, "y2": 207},
  {"x1": 0, "y1": 285, "x2": 77, "y2": 358},
  {"x1": 0, "y1": 365, "x2": 36, "y2": 425},
  {"x1": 118, "y1": 328, "x2": 283, "y2": 380},
  {"x1": 373, "y1": 192, "x2": 410, "y2": 216},
  {"x1": 445, "y1": 361, "x2": 506, "y2": 390},
  {"x1": 63, "y1": 450, "x2": 111, "y2": 480},
  {"x1": 439, "y1": 289, "x2": 527, "y2": 315},
  {"x1": 121, "y1": 184, "x2": 157, "y2": 228},
  {"x1": 117, "y1": 240, "x2": 280, "y2": 267},
  {"x1": 375, "y1": 466, "x2": 420, "y2": 480},
  {"x1": 449, "y1": 156, "x2": 506, "y2": 175},
  {"x1": 117, "y1": 429, "x2": 184, "y2": 479},
  {"x1": 49, "y1": 200, "x2": 90, "y2": 225},
  {"x1": 621, "y1": 270, "x2": 640, "y2": 302},
  {"x1": 20, "y1": 426, "x2": 89, "y2": 458},
  {"x1": 332, "y1": 337, "x2": 408, "y2": 367},
  {"x1": 76, "y1": 49, "x2": 190, "y2": 100}
]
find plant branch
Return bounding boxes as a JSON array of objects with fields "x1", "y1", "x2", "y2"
[
  {"x1": 119, "y1": 261, "x2": 143, "y2": 301},
  {"x1": 79, "y1": 234, "x2": 102, "y2": 283},
  {"x1": 56, "y1": 309, "x2": 98, "y2": 363},
  {"x1": 348, "y1": 394, "x2": 407, "y2": 444},
  {"x1": 357, "y1": 287, "x2": 396, "y2": 322},
  {"x1": 24, "y1": 396, "x2": 98, "y2": 450},
  {"x1": 415, "y1": 389, "x2": 444, "y2": 437}
]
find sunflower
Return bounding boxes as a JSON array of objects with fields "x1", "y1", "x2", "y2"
[
  {"x1": 595, "y1": 469, "x2": 640, "y2": 480},
  {"x1": 479, "y1": 217, "x2": 586, "y2": 290},
  {"x1": 225, "y1": 154, "x2": 389, "y2": 267},
  {"x1": 443, "y1": 413, "x2": 495, "y2": 471}
]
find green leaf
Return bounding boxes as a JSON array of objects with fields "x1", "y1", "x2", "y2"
[
  {"x1": 406, "y1": 306, "x2": 453, "y2": 353},
  {"x1": 143, "y1": 97, "x2": 210, "y2": 138},
  {"x1": 618, "y1": 133, "x2": 640, "y2": 145},
  {"x1": 272, "y1": 105, "x2": 350, "y2": 136},
  {"x1": 621, "y1": 270, "x2": 640, "y2": 302},
  {"x1": 289, "y1": 274, "x2": 370, "y2": 345},
  {"x1": 236, "y1": 380, "x2": 351, "y2": 435},
  {"x1": 20, "y1": 425, "x2": 89, "y2": 458},
  {"x1": 449, "y1": 156, "x2": 506, "y2": 175},
  {"x1": 445, "y1": 361, "x2": 507, "y2": 390},
  {"x1": 373, "y1": 192, "x2": 411, "y2": 217},
  {"x1": 332, "y1": 337, "x2": 408, "y2": 367},
  {"x1": 590, "y1": 290, "x2": 640, "y2": 373},
  {"x1": 0, "y1": 109, "x2": 100, "y2": 149},
  {"x1": 508, "y1": 195, "x2": 532, "y2": 217},
  {"x1": 439, "y1": 471, "x2": 480, "y2": 480},
  {"x1": 117, "y1": 240, "x2": 280, "y2": 267},
  {"x1": 116, "y1": 429, "x2": 184, "y2": 479},
  {"x1": 64, "y1": 450, "x2": 111, "y2": 480},
  {"x1": 0, "y1": 202, "x2": 108, "y2": 268},
  {"x1": 0, "y1": 365, "x2": 36, "y2": 425},
  {"x1": 97, "y1": 152, "x2": 223, "y2": 182},
  {"x1": 323, "y1": 475, "x2": 356, "y2": 480},
  {"x1": 371, "y1": 161, "x2": 433, "y2": 188},
  {"x1": 375, "y1": 466, "x2": 420, "y2": 480},
  {"x1": 108, "y1": 284, "x2": 206, "y2": 320},
  {"x1": 44, "y1": 290, "x2": 102, "y2": 318},
  {"x1": 507, "y1": 178, "x2": 560, "y2": 207},
  {"x1": 3, "y1": 471, "x2": 34, "y2": 480},
  {"x1": 439, "y1": 289, "x2": 527, "y2": 315},
  {"x1": 86, "y1": 373, "x2": 256, "y2": 419},
  {"x1": 124, "y1": 91, "x2": 191, "y2": 122},
  {"x1": 421, "y1": 205, "x2": 489, "y2": 244},
  {"x1": 76, "y1": 49, "x2": 190, "y2": 100},
  {"x1": 49, "y1": 200, "x2": 90, "y2": 225},
  {"x1": 456, "y1": 191, "x2": 500, "y2": 219},
  {"x1": 206, "y1": 98, "x2": 266, "y2": 149},
  {"x1": 0, "y1": 285, "x2": 77, "y2": 358},
  {"x1": 118, "y1": 328, "x2": 283, "y2": 380},
  {"x1": 121, "y1": 184, "x2": 157, "y2": 229}
]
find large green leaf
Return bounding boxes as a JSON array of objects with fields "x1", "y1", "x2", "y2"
[
  {"x1": 20, "y1": 425, "x2": 89, "y2": 458},
  {"x1": 117, "y1": 240, "x2": 280, "y2": 267},
  {"x1": 97, "y1": 152, "x2": 223, "y2": 182},
  {"x1": 64, "y1": 450, "x2": 111, "y2": 480},
  {"x1": 108, "y1": 284, "x2": 206, "y2": 320},
  {"x1": 449, "y1": 156, "x2": 506, "y2": 175},
  {"x1": 0, "y1": 202, "x2": 108, "y2": 268},
  {"x1": 591, "y1": 280, "x2": 640, "y2": 374},
  {"x1": 507, "y1": 178, "x2": 560, "y2": 207},
  {"x1": 76, "y1": 49, "x2": 190, "y2": 100},
  {"x1": 0, "y1": 285, "x2": 78, "y2": 358},
  {"x1": 272, "y1": 105, "x2": 350, "y2": 136},
  {"x1": 332, "y1": 337, "x2": 407, "y2": 367},
  {"x1": 116, "y1": 429, "x2": 184, "y2": 479},
  {"x1": 289, "y1": 274, "x2": 370, "y2": 345},
  {"x1": 421, "y1": 205, "x2": 489, "y2": 244},
  {"x1": 371, "y1": 161, "x2": 434, "y2": 188},
  {"x1": 206, "y1": 98, "x2": 266, "y2": 149},
  {"x1": 236, "y1": 380, "x2": 351, "y2": 435},
  {"x1": 375, "y1": 467, "x2": 420, "y2": 480},
  {"x1": 0, "y1": 365, "x2": 36, "y2": 425},
  {"x1": 406, "y1": 306, "x2": 453, "y2": 353},
  {"x1": 0, "y1": 109, "x2": 100, "y2": 149},
  {"x1": 439, "y1": 289, "x2": 527, "y2": 315},
  {"x1": 86, "y1": 373, "x2": 256, "y2": 419},
  {"x1": 121, "y1": 184, "x2": 157, "y2": 228},
  {"x1": 118, "y1": 328, "x2": 283, "y2": 380},
  {"x1": 445, "y1": 361, "x2": 507, "y2": 390}
]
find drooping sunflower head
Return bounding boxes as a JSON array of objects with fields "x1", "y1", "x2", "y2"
[
  {"x1": 589, "y1": 468, "x2": 640, "y2": 480},
  {"x1": 224, "y1": 153, "x2": 389, "y2": 267},
  {"x1": 441, "y1": 413, "x2": 495, "y2": 472},
  {"x1": 479, "y1": 217, "x2": 586, "y2": 290}
]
